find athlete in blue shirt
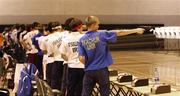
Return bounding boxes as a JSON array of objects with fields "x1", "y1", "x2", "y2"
[{"x1": 78, "y1": 16, "x2": 144, "y2": 96}]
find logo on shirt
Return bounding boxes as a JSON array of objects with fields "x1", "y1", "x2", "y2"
[
  {"x1": 81, "y1": 36, "x2": 100, "y2": 50},
  {"x1": 52, "y1": 37, "x2": 62, "y2": 48},
  {"x1": 68, "y1": 42, "x2": 78, "y2": 53}
]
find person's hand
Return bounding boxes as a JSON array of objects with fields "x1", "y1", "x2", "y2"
[{"x1": 135, "y1": 28, "x2": 145, "y2": 34}]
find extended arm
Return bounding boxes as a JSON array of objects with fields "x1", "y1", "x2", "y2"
[{"x1": 113, "y1": 28, "x2": 145, "y2": 36}]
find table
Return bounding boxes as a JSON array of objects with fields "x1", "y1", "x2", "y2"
[{"x1": 109, "y1": 76, "x2": 180, "y2": 96}]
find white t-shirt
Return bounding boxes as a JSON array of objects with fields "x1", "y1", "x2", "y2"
[
  {"x1": 48, "y1": 31, "x2": 69, "y2": 61},
  {"x1": 60, "y1": 32, "x2": 84, "y2": 68},
  {"x1": 37, "y1": 36, "x2": 45, "y2": 51},
  {"x1": 37, "y1": 36, "x2": 48, "y2": 63},
  {"x1": 23, "y1": 32, "x2": 31, "y2": 54},
  {"x1": 45, "y1": 34, "x2": 55, "y2": 64},
  {"x1": 11, "y1": 29, "x2": 18, "y2": 44},
  {"x1": 23, "y1": 30, "x2": 39, "y2": 54},
  {"x1": 37, "y1": 35, "x2": 49, "y2": 80}
]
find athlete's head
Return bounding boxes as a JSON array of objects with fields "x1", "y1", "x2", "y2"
[
  {"x1": 47, "y1": 21, "x2": 62, "y2": 33},
  {"x1": 85, "y1": 16, "x2": 100, "y2": 31},
  {"x1": 64, "y1": 17, "x2": 75, "y2": 31},
  {"x1": 43, "y1": 25, "x2": 50, "y2": 35},
  {"x1": 69, "y1": 18, "x2": 83, "y2": 32},
  {"x1": 36, "y1": 24, "x2": 44, "y2": 33},
  {"x1": 32, "y1": 22, "x2": 41, "y2": 30}
]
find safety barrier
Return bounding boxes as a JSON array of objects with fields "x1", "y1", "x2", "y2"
[{"x1": 153, "y1": 27, "x2": 180, "y2": 50}]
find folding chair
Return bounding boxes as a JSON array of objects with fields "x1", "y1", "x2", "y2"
[{"x1": 34, "y1": 76, "x2": 61, "y2": 96}]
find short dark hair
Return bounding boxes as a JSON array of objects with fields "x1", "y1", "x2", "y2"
[
  {"x1": 36, "y1": 24, "x2": 45, "y2": 33},
  {"x1": 47, "y1": 21, "x2": 61, "y2": 33},
  {"x1": 69, "y1": 18, "x2": 83, "y2": 31},
  {"x1": 32, "y1": 22, "x2": 41, "y2": 29},
  {"x1": 64, "y1": 17, "x2": 75, "y2": 31}
]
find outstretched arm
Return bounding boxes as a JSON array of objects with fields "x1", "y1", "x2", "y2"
[{"x1": 112, "y1": 28, "x2": 145, "y2": 36}]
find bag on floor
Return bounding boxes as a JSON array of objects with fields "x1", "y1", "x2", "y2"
[{"x1": 17, "y1": 63, "x2": 38, "y2": 96}]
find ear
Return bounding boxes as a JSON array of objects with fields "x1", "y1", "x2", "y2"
[{"x1": 91, "y1": 23, "x2": 96, "y2": 27}]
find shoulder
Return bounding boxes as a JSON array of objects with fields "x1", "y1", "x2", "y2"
[
  {"x1": 79, "y1": 35, "x2": 85, "y2": 41},
  {"x1": 99, "y1": 31, "x2": 116, "y2": 36},
  {"x1": 78, "y1": 33, "x2": 84, "y2": 39},
  {"x1": 61, "y1": 36, "x2": 69, "y2": 43}
]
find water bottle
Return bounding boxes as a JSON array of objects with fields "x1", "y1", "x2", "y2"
[{"x1": 154, "y1": 67, "x2": 160, "y2": 84}]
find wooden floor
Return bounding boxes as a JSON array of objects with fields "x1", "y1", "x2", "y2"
[
  {"x1": 110, "y1": 51, "x2": 180, "y2": 89},
  {"x1": 8, "y1": 51, "x2": 180, "y2": 95}
]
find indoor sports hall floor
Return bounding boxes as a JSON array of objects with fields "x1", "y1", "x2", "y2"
[
  {"x1": 110, "y1": 50, "x2": 180, "y2": 90},
  {"x1": 9, "y1": 50, "x2": 180, "y2": 95}
]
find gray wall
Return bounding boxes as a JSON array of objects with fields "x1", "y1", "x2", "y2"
[{"x1": 0, "y1": 0, "x2": 180, "y2": 25}]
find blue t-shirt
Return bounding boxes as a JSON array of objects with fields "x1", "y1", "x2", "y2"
[{"x1": 78, "y1": 31, "x2": 117, "y2": 71}]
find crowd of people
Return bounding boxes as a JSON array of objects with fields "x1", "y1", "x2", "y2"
[{"x1": 0, "y1": 16, "x2": 144, "y2": 96}]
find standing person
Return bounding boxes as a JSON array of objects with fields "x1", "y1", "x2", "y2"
[
  {"x1": 32, "y1": 24, "x2": 44, "y2": 79},
  {"x1": 23, "y1": 22, "x2": 40, "y2": 64},
  {"x1": 78, "y1": 16, "x2": 144, "y2": 96},
  {"x1": 60, "y1": 18, "x2": 84, "y2": 96},
  {"x1": 37, "y1": 26, "x2": 50, "y2": 81},
  {"x1": 15, "y1": 24, "x2": 27, "y2": 63},
  {"x1": 38, "y1": 25, "x2": 55, "y2": 84},
  {"x1": 60, "y1": 17, "x2": 75, "y2": 96},
  {"x1": 46, "y1": 22, "x2": 68, "y2": 91}
]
